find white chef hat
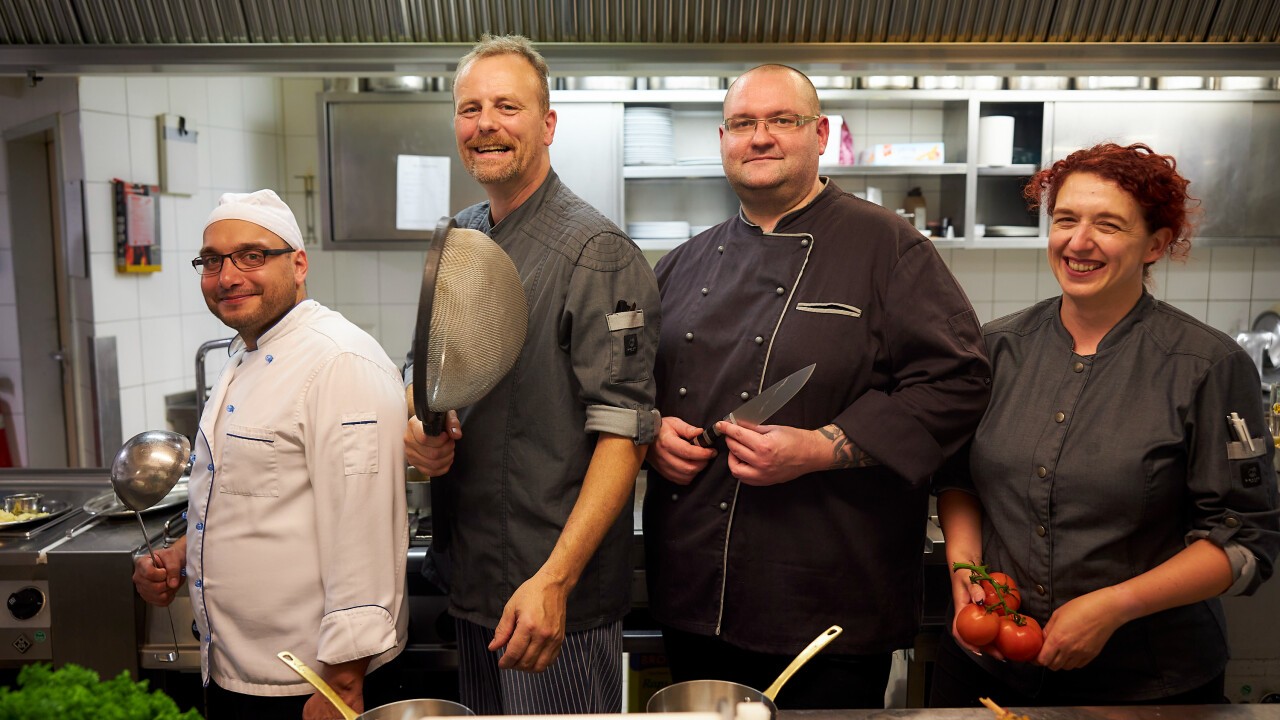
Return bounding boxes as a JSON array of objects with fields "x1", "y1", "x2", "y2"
[{"x1": 205, "y1": 189, "x2": 304, "y2": 250}]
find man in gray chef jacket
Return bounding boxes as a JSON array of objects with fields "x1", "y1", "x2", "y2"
[
  {"x1": 402, "y1": 34, "x2": 661, "y2": 714},
  {"x1": 644, "y1": 64, "x2": 991, "y2": 709}
]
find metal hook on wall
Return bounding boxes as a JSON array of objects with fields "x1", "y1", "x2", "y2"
[{"x1": 294, "y1": 173, "x2": 316, "y2": 244}]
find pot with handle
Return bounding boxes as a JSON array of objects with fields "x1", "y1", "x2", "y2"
[
  {"x1": 278, "y1": 651, "x2": 474, "y2": 719},
  {"x1": 646, "y1": 625, "x2": 842, "y2": 720}
]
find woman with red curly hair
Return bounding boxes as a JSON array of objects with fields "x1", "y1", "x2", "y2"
[{"x1": 931, "y1": 143, "x2": 1279, "y2": 707}]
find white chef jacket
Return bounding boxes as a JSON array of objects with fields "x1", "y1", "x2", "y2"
[{"x1": 187, "y1": 299, "x2": 408, "y2": 695}]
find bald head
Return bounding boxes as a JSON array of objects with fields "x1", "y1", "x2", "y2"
[{"x1": 726, "y1": 64, "x2": 821, "y2": 116}]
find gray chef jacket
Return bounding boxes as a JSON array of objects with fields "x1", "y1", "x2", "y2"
[
  {"x1": 937, "y1": 292, "x2": 1280, "y2": 701},
  {"x1": 407, "y1": 170, "x2": 661, "y2": 631},
  {"x1": 645, "y1": 180, "x2": 991, "y2": 655}
]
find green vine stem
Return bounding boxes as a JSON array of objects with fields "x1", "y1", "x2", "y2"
[{"x1": 951, "y1": 561, "x2": 1031, "y2": 626}]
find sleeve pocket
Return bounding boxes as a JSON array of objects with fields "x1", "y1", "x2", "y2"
[
  {"x1": 606, "y1": 310, "x2": 651, "y2": 384},
  {"x1": 341, "y1": 412, "x2": 380, "y2": 476}
]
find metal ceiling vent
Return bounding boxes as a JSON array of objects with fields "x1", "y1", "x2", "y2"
[{"x1": 1, "y1": 0, "x2": 1278, "y2": 45}]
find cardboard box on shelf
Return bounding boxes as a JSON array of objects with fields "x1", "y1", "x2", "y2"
[{"x1": 859, "y1": 142, "x2": 945, "y2": 165}]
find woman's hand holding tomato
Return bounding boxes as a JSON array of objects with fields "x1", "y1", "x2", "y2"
[{"x1": 950, "y1": 563, "x2": 1043, "y2": 662}]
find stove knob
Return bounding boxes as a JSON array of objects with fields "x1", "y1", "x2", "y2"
[{"x1": 8, "y1": 586, "x2": 45, "y2": 621}]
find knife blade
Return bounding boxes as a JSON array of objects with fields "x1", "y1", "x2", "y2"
[{"x1": 695, "y1": 363, "x2": 816, "y2": 448}]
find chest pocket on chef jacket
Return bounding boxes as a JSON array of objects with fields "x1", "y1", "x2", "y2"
[
  {"x1": 606, "y1": 310, "x2": 650, "y2": 383},
  {"x1": 217, "y1": 424, "x2": 279, "y2": 497},
  {"x1": 340, "y1": 412, "x2": 380, "y2": 475}
]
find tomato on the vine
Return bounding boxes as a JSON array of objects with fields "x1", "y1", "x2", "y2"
[
  {"x1": 980, "y1": 572, "x2": 1022, "y2": 615},
  {"x1": 995, "y1": 615, "x2": 1043, "y2": 662},
  {"x1": 954, "y1": 604, "x2": 1001, "y2": 646}
]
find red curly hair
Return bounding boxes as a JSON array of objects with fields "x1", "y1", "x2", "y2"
[{"x1": 1023, "y1": 142, "x2": 1198, "y2": 263}]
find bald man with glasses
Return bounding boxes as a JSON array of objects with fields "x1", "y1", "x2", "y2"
[{"x1": 643, "y1": 65, "x2": 991, "y2": 709}]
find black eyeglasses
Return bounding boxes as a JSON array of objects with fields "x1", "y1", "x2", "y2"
[
  {"x1": 722, "y1": 114, "x2": 822, "y2": 135},
  {"x1": 191, "y1": 247, "x2": 295, "y2": 275}
]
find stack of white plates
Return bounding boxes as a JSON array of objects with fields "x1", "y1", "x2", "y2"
[
  {"x1": 627, "y1": 220, "x2": 691, "y2": 250},
  {"x1": 675, "y1": 156, "x2": 721, "y2": 166},
  {"x1": 625, "y1": 107, "x2": 675, "y2": 166}
]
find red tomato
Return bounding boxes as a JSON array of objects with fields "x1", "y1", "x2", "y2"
[
  {"x1": 955, "y1": 604, "x2": 1001, "y2": 646},
  {"x1": 981, "y1": 572, "x2": 1022, "y2": 615},
  {"x1": 995, "y1": 615, "x2": 1043, "y2": 663}
]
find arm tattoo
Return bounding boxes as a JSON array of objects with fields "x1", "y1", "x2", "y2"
[{"x1": 817, "y1": 424, "x2": 878, "y2": 469}]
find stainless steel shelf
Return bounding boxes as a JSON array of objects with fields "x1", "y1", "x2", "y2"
[
  {"x1": 977, "y1": 164, "x2": 1039, "y2": 176},
  {"x1": 624, "y1": 163, "x2": 968, "y2": 179}
]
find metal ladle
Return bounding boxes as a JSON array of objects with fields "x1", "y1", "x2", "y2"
[{"x1": 110, "y1": 429, "x2": 192, "y2": 664}]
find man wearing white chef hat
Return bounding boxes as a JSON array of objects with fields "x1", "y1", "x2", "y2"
[{"x1": 132, "y1": 189, "x2": 409, "y2": 719}]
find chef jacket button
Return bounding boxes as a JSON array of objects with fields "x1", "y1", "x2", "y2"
[
  {"x1": 685, "y1": 332, "x2": 694, "y2": 341},
  {"x1": 717, "y1": 245, "x2": 725, "y2": 253},
  {"x1": 207, "y1": 463, "x2": 214, "y2": 472},
  {"x1": 1073, "y1": 362, "x2": 1084, "y2": 372},
  {"x1": 196, "y1": 522, "x2": 204, "y2": 531},
  {"x1": 194, "y1": 579, "x2": 202, "y2": 588},
  {"x1": 701, "y1": 287, "x2": 709, "y2": 295},
  {"x1": 671, "y1": 493, "x2": 679, "y2": 501},
  {"x1": 1035, "y1": 584, "x2": 1046, "y2": 595},
  {"x1": 678, "y1": 387, "x2": 688, "y2": 397},
  {"x1": 1054, "y1": 411, "x2": 1065, "y2": 423},
  {"x1": 754, "y1": 336, "x2": 764, "y2": 345},
  {"x1": 266, "y1": 354, "x2": 274, "y2": 363},
  {"x1": 1036, "y1": 466, "x2": 1047, "y2": 478},
  {"x1": 180, "y1": 567, "x2": 187, "y2": 577},
  {"x1": 189, "y1": 453, "x2": 196, "y2": 463},
  {"x1": 227, "y1": 404, "x2": 234, "y2": 412},
  {"x1": 719, "y1": 501, "x2": 729, "y2": 511},
  {"x1": 182, "y1": 510, "x2": 187, "y2": 520},
  {"x1": 800, "y1": 238, "x2": 810, "y2": 247},
  {"x1": 776, "y1": 287, "x2": 785, "y2": 295},
  {"x1": 1225, "y1": 516, "x2": 1240, "y2": 528},
  {"x1": 1036, "y1": 525, "x2": 1046, "y2": 537},
  {"x1": 740, "y1": 391, "x2": 750, "y2": 400}
]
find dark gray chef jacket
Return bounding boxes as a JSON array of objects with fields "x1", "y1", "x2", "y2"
[
  {"x1": 645, "y1": 179, "x2": 991, "y2": 655},
  {"x1": 936, "y1": 293, "x2": 1280, "y2": 701},
  {"x1": 406, "y1": 170, "x2": 661, "y2": 631}
]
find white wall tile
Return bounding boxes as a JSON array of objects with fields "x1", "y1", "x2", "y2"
[
  {"x1": 303, "y1": 246, "x2": 336, "y2": 304},
  {"x1": 88, "y1": 253, "x2": 140, "y2": 322},
  {"x1": 1146, "y1": 259, "x2": 1169, "y2": 300},
  {"x1": 81, "y1": 111, "x2": 133, "y2": 183},
  {"x1": 241, "y1": 77, "x2": 282, "y2": 133},
  {"x1": 1164, "y1": 252, "x2": 1210, "y2": 300},
  {"x1": 179, "y1": 265, "x2": 210, "y2": 317},
  {"x1": 0, "y1": 304, "x2": 17, "y2": 360},
  {"x1": 79, "y1": 77, "x2": 128, "y2": 114},
  {"x1": 96, "y1": 318, "x2": 144, "y2": 389},
  {"x1": 282, "y1": 192, "x2": 317, "y2": 247},
  {"x1": 137, "y1": 252, "x2": 184, "y2": 319},
  {"x1": 207, "y1": 127, "x2": 247, "y2": 190},
  {"x1": 1205, "y1": 300, "x2": 1252, "y2": 336},
  {"x1": 950, "y1": 249, "x2": 995, "y2": 303},
  {"x1": 378, "y1": 251, "x2": 426, "y2": 303},
  {"x1": 991, "y1": 301, "x2": 1028, "y2": 321},
  {"x1": 196, "y1": 122, "x2": 213, "y2": 188},
  {"x1": 119, "y1": 385, "x2": 147, "y2": 440},
  {"x1": 281, "y1": 79, "x2": 322, "y2": 136},
  {"x1": 1035, "y1": 260, "x2": 1060, "y2": 300},
  {"x1": 910, "y1": 106, "x2": 944, "y2": 138},
  {"x1": 244, "y1": 132, "x2": 280, "y2": 190},
  {"x1": 173, "y1": 190, "x2": 212, "y2": 255},
  {"x1": 334, "y1": 303, "x2": 379, "y2": 339},
  {"x1": 992, "y1": 248, "x2": 1040, "y2": 302},
  {"x1": 1165, "y1": 298, "x2": 1208, "y2": 323},
  {"x1": 1252, "y1": 247, "x2": 1280, "y2": 302},
  {"x1": 139, "y1": 315, "x2": 187, "y2": 382},
  {"x1": 127, "y1": 116, "x2": 160, "y2": 186},
  {"x1": 167, "y1": 77, "x2": 210, "y2": 128},
  {"x1": 867, "y1": 108, "x2": 913, "y2": 138},
  {"x1": 125, "y1": 77, "x2": 170, "y2": 119},
  {"x1": 284, "y1": 134, "x2": 319, "y2": 194},
  {"x1": 380, "y1": 304, "x2": 417, "y2": 362},
  {"x1": 159, "y1": 195, "x2": 177, "y2": 256},
  {"x1": 1250, "y1": 299, "x2": 1280, "y2": 327},
  {"x1": 145, "y1": 377, "x2": 191, "y2": 432},
  {"x1": 1208, "y1": 247, "x2": 1254, "y2": 301},
  {"x1": 332, "y1": 252, "x2": 381, "y2": 304},
  {"x1": 206, "y1": 78, "x2": 244, "y2": 129},
  {"x1": 970, "y1": 301, "x2": 995, "y2": 325}
]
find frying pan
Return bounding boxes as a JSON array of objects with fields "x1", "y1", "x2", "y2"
[
  {"x1": 278, "y1": 651, "x2": 473, "y2": 719},
  {"x1": 646, "y1": 625, "x2": 842, "y2": 719}
]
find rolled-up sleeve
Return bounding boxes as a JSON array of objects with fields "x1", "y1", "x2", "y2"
[
  {"x1": 1184, "y1": 350, "x2": 1279, "y2": 595},
  {"x1": 833, "y1": 239, "x2": 991, "y2": 487},
  {"x1": 562, "y1": 231, "x2": 662, "y2": 444},
  {"x1": 304, "y1": 353, "x2": 408, "y2": 664}
]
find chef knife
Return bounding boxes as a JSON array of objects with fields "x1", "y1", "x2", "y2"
[{"x1": 695, "y1": 363, "x2": 816, "y2": 448}]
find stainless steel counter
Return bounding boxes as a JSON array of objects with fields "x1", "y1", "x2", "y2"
[{"x1": 782, "y1": 705, "x2": 1278, "y2": 719}]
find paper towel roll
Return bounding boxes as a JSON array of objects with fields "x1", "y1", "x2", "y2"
[{"x1": 978, "y1": 116, "x2": 1015, "y2": 166}]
